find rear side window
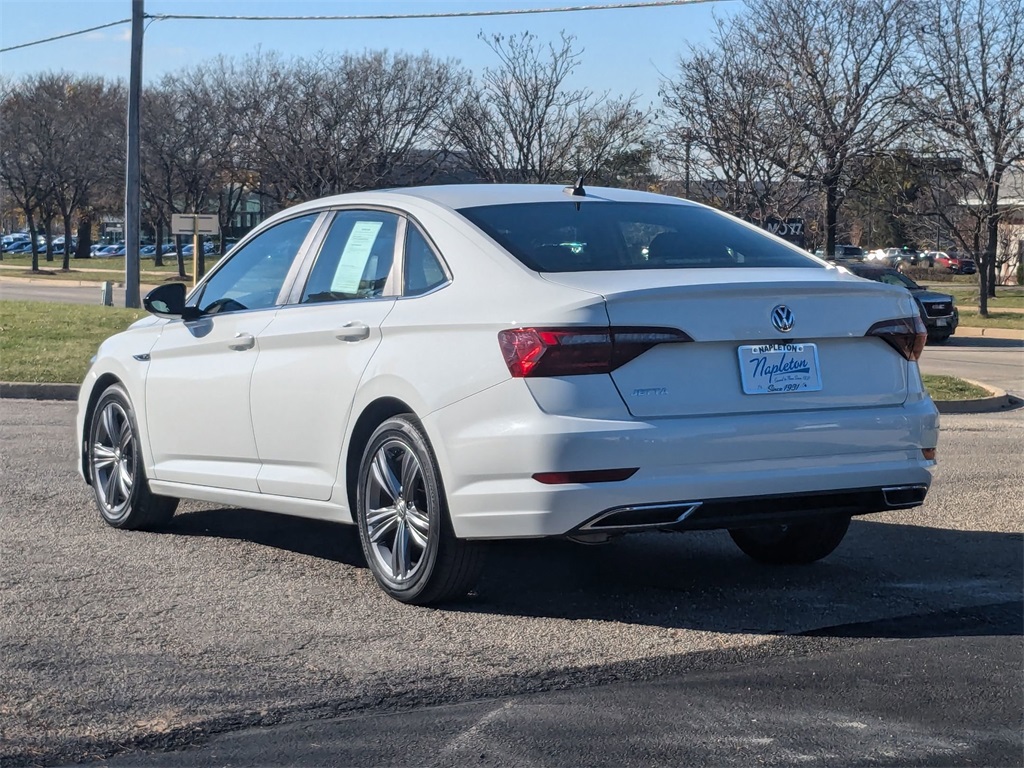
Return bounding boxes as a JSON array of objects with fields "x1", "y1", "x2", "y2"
[
  {"x1": 457, "y1": 202, "x2": 819, "y2": 272},
  {"x1": 302, "y1": 210, "x2": 398, "y2": 302},
  {"x1": 403, "y1": 225, "x2": 448, "y2": 296}
]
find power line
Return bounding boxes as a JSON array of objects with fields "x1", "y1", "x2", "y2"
[
  {"x1": 148, "y1": 0, "x2": 722, "y2": 23},
  {"x1": 0, "y1": 18, "x2": 131, "y2": 54},
  {"x1": 1, "y1": 1, "x2": 723, "y2": 54}
]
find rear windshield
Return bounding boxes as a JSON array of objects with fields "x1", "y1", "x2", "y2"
[{"x1": 456, "y1": 201, "x2": 819, "y2": 272}]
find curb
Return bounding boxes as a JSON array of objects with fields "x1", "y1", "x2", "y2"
[
  {"x1": 954, "y1": 326, "x2": 1024, "y2": 341},
  {"x1": 0, "y1": 382, "x2": 80, "y2": 401},
  {"x1": 933, "y1": 378, "x2": 1023, "y2": 415}
]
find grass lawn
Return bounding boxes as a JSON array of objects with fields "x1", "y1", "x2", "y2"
[
  {"x1": 921, "y1": 374, "x2": 990, "y2": 401},
  {"x1": 0, "y1": 266, "x2": 194, "y2": 284},
  {"x1": 955, "y1": 310, "x2": 1024, "y2": 330},
  {"x1": 937, "y1": 285, "x2": 1024, "y2": 309},
  {"x1": 0, "y1": 300, "x2": 146, "y2": 383},
  {"x1": 0, "y1": 252, "x2": 219, "y2": 281}
]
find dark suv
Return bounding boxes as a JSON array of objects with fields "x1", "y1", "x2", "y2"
[{"x1": 845, "y1": 264, "x2": 958, "y2": 343}]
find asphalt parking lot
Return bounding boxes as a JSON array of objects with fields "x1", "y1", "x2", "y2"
[{"x1": 1, "y1": 400, "x2": 1021, "y2": 766}]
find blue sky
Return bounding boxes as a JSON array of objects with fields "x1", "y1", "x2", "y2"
[{"x1": 0, "y1": 0, "x2": 736, "y2": 105}]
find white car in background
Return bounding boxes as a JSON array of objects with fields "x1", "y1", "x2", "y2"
[{"x1": 77, "y1": 184, "x2": 939, "y2": 604}]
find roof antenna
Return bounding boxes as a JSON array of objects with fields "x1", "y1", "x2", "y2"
[{"x1": 563, "y1": 174, "x2": 586, "y2": 197}]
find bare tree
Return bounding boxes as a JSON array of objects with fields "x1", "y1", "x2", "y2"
[
  {"x1": 0, "y1": 76, "x2": 51, "y2": 272},
  {"x1": 727, "y1": 0, "x2": 915, "y2": 257},
  {"x1": 141, "y1": 66, "x2": 234, "y2": 278},
  {"x1": 230, "y1": 49, "x2": 467, "y2": 208},
  {"x1": 662, "y1": 29, "x2": 812, "y2": 220},
  {"x1": 908, "y1": 0, "x2": 1024, "y2": 312},
  {"x1": 449, "y1": 32, "x2": 651, "y2": 184},
  {"x1": 45, "y1": 76, "x2": 124, "y2": 269}
]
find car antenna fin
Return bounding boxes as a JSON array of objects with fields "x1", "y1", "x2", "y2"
[{"x1": 563, "y1": 174, "x2": 586, "y2": 197}]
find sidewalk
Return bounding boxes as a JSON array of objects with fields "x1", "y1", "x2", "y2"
[{"x1": 954, "y1": 326, "x2": 1024, "y2": 340}]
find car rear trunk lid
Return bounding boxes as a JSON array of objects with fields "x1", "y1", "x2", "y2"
[{"x1": 541, "y1": 268, "x2": 917, "y2": 418}]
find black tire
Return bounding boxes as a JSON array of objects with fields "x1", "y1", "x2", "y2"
[
  {"x1": 928, "y1": 333, "x2": 951, "y2": 344},
  {"x1": 88, "y1": 383, "x2": 178, "y2": 530},
  {"x1": 729, "y1": 515, "x2": 851, "y2": 564},
  {"x1": 355, "y1": 415, "x2": 484, "y2": 605}
]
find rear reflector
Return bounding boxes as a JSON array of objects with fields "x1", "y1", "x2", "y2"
[
  {"x1": 499, "y1": 327, "x2": 692, "y2": 377},
  {"x1": 533, "y1": 468, "x2": 638, "y2": 484},
  {"x1": 866, "y1": 316, "x2": 927, "y2": 361},
  {"x1": 922, "y1": 448, "x2": 936, "y2": 460}
]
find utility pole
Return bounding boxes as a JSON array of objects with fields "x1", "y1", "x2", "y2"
[{"x1": 124, "y1": 0, "x2": 144, "y2": 308}]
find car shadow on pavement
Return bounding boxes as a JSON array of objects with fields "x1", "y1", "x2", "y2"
[
  {"x1": 457, "y1": 521, "x2": 1023, "y2": 639},
  {"x1": 159, "y1": 509, "x2": 1021, "y2": 639},
  {"x1": 166, "y1": 506, "x2": 367, "y2": 567}
]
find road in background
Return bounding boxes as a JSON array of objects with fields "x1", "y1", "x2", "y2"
[
  {"x1": 0, "y1": 279, "x2": 161, "y2": 306},
  {"x1": 919, "y1": 336, "x2": 1024, "y2": 396}
]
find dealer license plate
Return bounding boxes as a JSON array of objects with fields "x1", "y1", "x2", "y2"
[
  {"x1": 936, "y1": 318, "x2": 948, "y2": 326},
  {"x1": 737, "y1": 343, "x2": 822, "y2": 395}
]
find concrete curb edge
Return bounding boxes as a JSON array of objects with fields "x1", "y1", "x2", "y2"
[
  {"x1": 1, "y1": 382, "x2": 80, "y2": 401},
  {"x1": 934, "y1": 378, "x2": 1023, "y2": 415}
]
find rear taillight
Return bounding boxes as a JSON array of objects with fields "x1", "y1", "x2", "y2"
[
  {"x1": 866, "y1": 316, "x2": 927, "y2": 361},
  {"x1": 498, "y1": 327, "x2": 692, "y2": 377}
]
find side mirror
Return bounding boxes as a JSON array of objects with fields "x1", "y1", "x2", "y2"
[{"x1": 143, "y1": 283, "x2": 201, "y2": 321}]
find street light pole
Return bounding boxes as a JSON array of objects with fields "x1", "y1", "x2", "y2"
[{"x1": 124, "y1": 0, "x2": 143, "y2": 308}]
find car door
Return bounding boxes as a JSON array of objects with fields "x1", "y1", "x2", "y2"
[
  {"x1": 145, "y1": 212, "x2": 323, "y2": 492},
  {"x1": 249, "y1": 209, "x2": 401, "y2": 500}
]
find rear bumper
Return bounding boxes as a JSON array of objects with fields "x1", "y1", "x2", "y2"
[
  {"x1": 923, "y1": 310, "x2": 958, "y2": 335},
  {"x1": 575, "y1": 484, "x2": 928, "y2": 534},
  {"x1": 424, "y1": 379, "x2": 939, "y2": 540}
]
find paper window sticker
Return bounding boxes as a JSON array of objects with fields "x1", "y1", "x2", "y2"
[{"x1": 331, "y1": 220, "x2": 384, "y2": 293}]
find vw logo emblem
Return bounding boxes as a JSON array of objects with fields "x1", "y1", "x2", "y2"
[{"x1": 771, "y1": 305, "x2": 795, "y2": 333}]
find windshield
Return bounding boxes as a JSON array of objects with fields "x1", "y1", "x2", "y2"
[{"x1": 457, "y1": 201, "x2": 820, "y2": 272}]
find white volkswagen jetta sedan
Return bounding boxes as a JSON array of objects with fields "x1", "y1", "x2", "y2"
[{"x1": 77, "y1": 184, "x2": 939, "y2": 604}]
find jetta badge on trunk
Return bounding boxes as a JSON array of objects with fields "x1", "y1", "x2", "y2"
[{"x1": 771, "y1": 305, "x2": 795, "y2": 332}]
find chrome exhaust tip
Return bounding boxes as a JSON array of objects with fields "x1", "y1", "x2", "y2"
[
  {"x1": 881, "y1": 485, "x2": 928, "y2": 508},
  {"x1": 580, "y1": 501, "x2": 703, "y2": 532}
]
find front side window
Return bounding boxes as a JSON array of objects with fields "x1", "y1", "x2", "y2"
[
  {"x1": 301, "y1": 210, "x2": 399, "y2": 303},
  {"x1": 193, "y1": 214, "x2": 318, "y2": 314},
  {"x1": 457, "y1": 202, "x2": 820, "y2": 272}
]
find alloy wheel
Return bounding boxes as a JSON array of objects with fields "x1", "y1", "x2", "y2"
[
  {"x1": 91, "y1": 400, "x2": 136, "y2": 518},
  {"x1": 363, "y1": 439, "x2": 432, "y2": 583}
]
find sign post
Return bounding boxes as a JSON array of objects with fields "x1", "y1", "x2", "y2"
[{"x1": 170, "y1": 213, "x2": 219, "y2": 286}]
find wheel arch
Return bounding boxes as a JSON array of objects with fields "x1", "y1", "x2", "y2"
[
  {"x1": 344, "y1": 396, "x2": 418, "y2": 513},
  {"x1": 81, "y1": 372, "x2": 126, "y2": 485}
]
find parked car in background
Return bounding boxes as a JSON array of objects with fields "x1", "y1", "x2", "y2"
[
  {"x1": 932, "y1": 251, "x2": 977, "y2": 274},
  {"x1": 181, "y1": 241, "x2": 216, "y2": 257},
  {"x1": 77, "y1": 183, "x2": 938, "y2": 605},
  {"x1": 844, "y1": 263, "x2": 957, "y2": 343},
  {"x1": 813, "y1": 244, "x2": 866, "y2": 262},
  {"x1": 875, "y1": 247, "x2": 933, "y2": 269}
]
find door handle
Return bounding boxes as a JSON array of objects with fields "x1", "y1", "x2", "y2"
[
  {"x1": 335, "y1": 322, "x2": 370, "y2": 342},
  {"x1": 228, "y1": 332, "x2": 256, "y2": 351}
]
